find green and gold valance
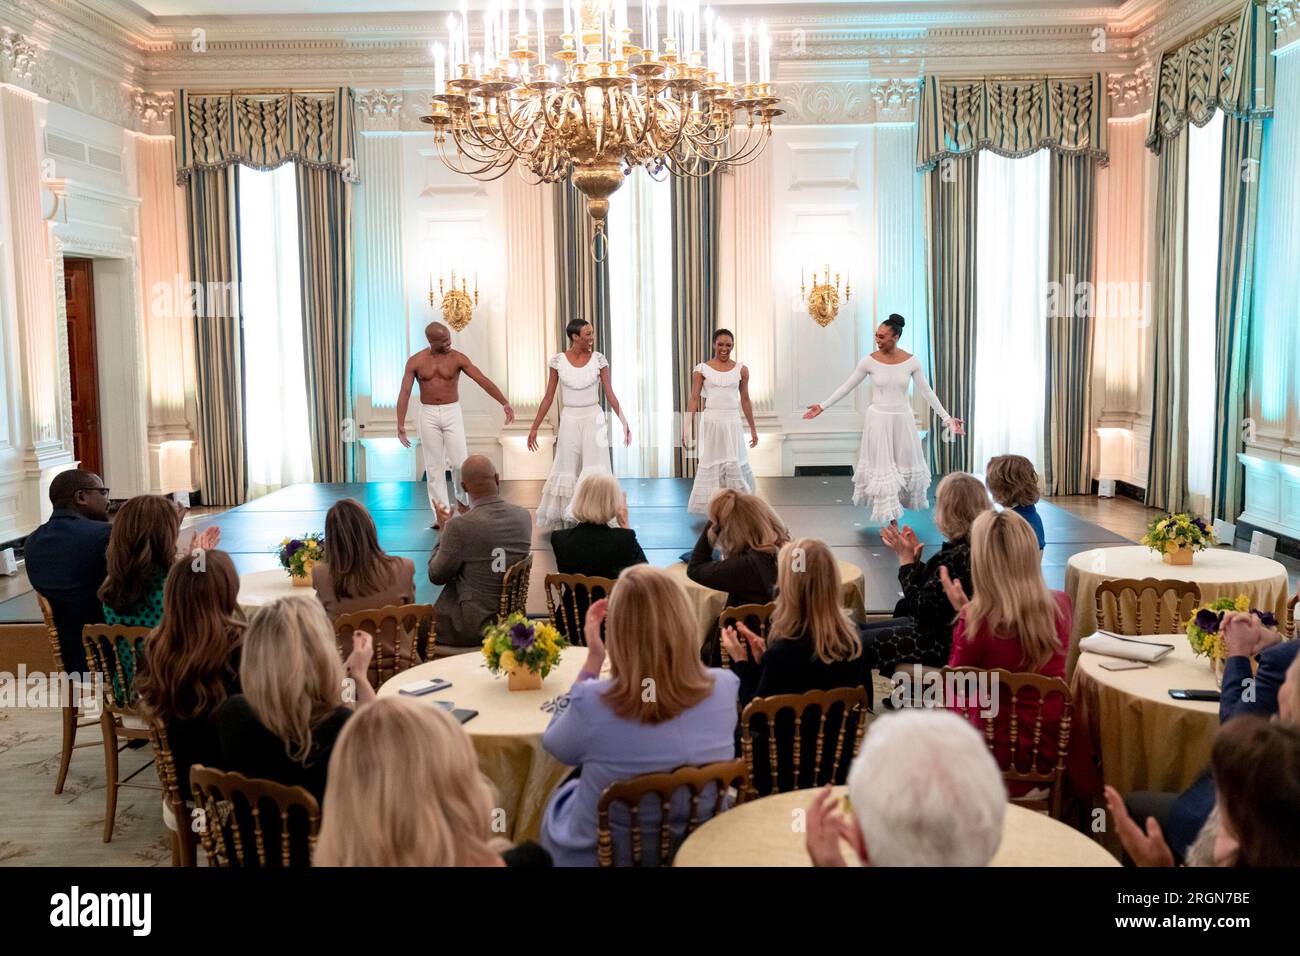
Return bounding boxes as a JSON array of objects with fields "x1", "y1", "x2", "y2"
[
  {"x1": 916, "y1": 74, "x2": 1108, "y2": 171},
  {"x1": 1146, "y1": 1, "x2": 1275, "y2": 153},
  {"x1": 174, "y1": 88, "x2": 355, "y2": 184}
]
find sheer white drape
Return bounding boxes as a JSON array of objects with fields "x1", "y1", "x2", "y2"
[
  {"x1": 1185, "y1": 111, "x2": 1225, "y2": 511},
  {"x1": 607, "y1": 168, "x2": 675, "y2": 478},
  {"x1": 973, "y1": 150, "x2": 1050, "y2": 474},
  {"x1": 238, "y1": 164, "x2": 314, "y2": 497},
  {"x1": 1251, "y1": 46, "x2": 1300, "y2": 439}
]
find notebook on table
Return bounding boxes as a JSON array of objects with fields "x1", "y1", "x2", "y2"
[{"x1": 1079, "y1": 631, "x2": 1176, "y2": 663}]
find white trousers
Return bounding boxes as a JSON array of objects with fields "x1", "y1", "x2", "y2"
[{"x1": 417, "y1": 402, "x2": 469, "y2": 510}]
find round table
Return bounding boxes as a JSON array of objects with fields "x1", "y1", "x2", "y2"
[
  {"x1": 672, "y1": 787, "x2": 1118, "y2": 867},
  {"x1": 1064, "y1": 546, "x2": 1290, "y2": 676},
  {"x1": 237, "y1": 568, "x2": 314, "y2": 613},
  {"x1": 377, "y1": 650, "x2": 587, "y2": 842},
  {"x1": 1071, "y1": 638, "x2": 1219, "y2": 796},
  {"x1": 662, "y1": 559, "x2": 867, "y2": 647}
]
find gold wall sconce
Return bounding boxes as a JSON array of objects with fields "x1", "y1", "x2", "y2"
[
  {"x1": 801, "y1": 265, "x2": 851, "y2": 327},
  {"x1": 428, "y1": 270, "x2": 479, "y2": 332}
]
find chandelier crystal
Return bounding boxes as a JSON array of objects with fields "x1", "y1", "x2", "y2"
[{"x1": 421, "y1": 0, "x2": 782, "y2": 239}]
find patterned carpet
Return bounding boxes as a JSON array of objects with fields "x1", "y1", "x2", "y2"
[{"x1": 0, "y1": 698, "x2": 172, "y2": 866}]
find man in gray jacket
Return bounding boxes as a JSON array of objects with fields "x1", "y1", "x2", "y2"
[{"x1": 427, "y1": 454, "x2": 533, "y2": 653}]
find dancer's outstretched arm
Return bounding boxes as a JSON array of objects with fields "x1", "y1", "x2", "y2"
[
  {"x1": 909, "y1": 361, "x2": 964, "y2": 435},
  {"x1": 527, "y1": 368, "x2": 560, "y2": 451},
  {"x1": 599, "y1": 366, "x2": 632, "y2": 447},
  {"x1": 460, "y1": 354, "x2": 516, "y2": 424},
  {"x1": 805, "y1": 357, "x2": 870, "y2": 419}
]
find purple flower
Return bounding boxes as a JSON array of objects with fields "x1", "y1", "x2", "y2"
[
  {"x1": 286, "y1": 538, "x2": 304, "y2": 554},
  {"x1": 509, "y1": 622, "x2": 535, "y2": 651},
  {"x1": 1255, "y1": 610, "x2": 1278, "y2": 628},
  {"x1": 1193, "y1": 609, "x2": 1221, "y2": 633}
]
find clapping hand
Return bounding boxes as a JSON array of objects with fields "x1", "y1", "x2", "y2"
[
  {"x1": 880, "y1": 521, "x2": 923, "y2": 565},
  {"x1": 192, "y1": 524, "x2": 221, "y2": 552},
  {"x1": 432, "y1": 501, "x2": 455, "y2": 529},
  {"x1": 345, "y1": 630, "x2": 374, "y2": 678},
  {"x1": 805, "y1": 785, "x2": 863, "y2": 867},
  {"x1": 938, "y1": 565, "x2": 969, "y2": 611},
  {"x1": 1104, "y1": 785, "x2": 1175, "y2": 867},
  {"x1": 584, "y1": 598, "x2": 609, "y2": 665}
]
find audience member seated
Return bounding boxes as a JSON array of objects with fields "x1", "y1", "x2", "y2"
[
  {"x1": 858, "y1": 472, "x2": 990, "y2": 693},
  {"x1": 805, "y1": 709, "x2": 1006, "y2": 867},
  {"x1": 312, "y1": 498, "x2": 415, "y2": 621},
  {"x1": 99, "y1": 494, "x2": 219, "y2": 631},
  {"x1": 942, "y1": 509, "x2": 1070, "y2": 797},
  {"x1": 1107, "y1": 716, "x2": 1300, "y2": 867},
  {"x1": 314, "y1": 696, "x2": 551, "y2": 867},
  {"x1": 550, "y1": 471, "x2": 647, "y2": 578},
  {"x1": 427, "y1": 454, "x2": 533, "y2": 654},
  {"x1": 540, "y1": 564, "x2": 739, "y2": 867},
  {"x1": 1122, "y1": 611, "x2": 1299, "y2": 863},
  {"x1": 24, "y1": 469, "x2": 112, "y2": 673},
  {"x1": 216, "y1": 597, "x2": 374, "y2": 804},
  {"x1": 688, "y1": 489, "x2": 789, "y2": 663},
  {"x1": 985, "y1": 454, "x2": 1046, "y2": 550},
  {"x1": 722, "y1": 537, "x2": 867, "y2": 794},
  {"x1": 135, "y1": 549, "x2": 245, "y2": 798},
  {"x1": 549, "y1": 471, "x2": 647, "y2": 638}
]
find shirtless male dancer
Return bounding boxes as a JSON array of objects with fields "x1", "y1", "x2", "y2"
[{"x1": 397, "y1": 322, "x2": 514, "y2": 527}]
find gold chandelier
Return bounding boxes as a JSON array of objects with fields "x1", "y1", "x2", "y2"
[{"x1": 421, "y1": 0, "x2": 781, "y2": 240}]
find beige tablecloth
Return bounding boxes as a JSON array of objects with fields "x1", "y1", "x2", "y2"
[
  {"x1": 377, "y1": 651, "x2": 587, "y2": 842},
  {"x1": 237, "y1": 568, "x2": 315, "y2": 613},
  {"x1": 663, "y1": 559, "x2": 867, "y2": 647},
  {"x1": 1064, "y1": 546, "x2": 1290, "y2": 676},
  {"x1": 1071, "y1": 637, "x2": 1219, "y2": 796},
  {"x1": 672, "y1": 787, "x2": 1118, "y2": 867}
]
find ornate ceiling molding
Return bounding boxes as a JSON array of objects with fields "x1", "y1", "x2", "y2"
[{"x1": 1107, "y1": 62, "x2": 1155, "y2": 118}]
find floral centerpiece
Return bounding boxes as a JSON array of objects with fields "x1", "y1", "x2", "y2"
[
  {"x1": 1185, "y1": 594, "x2": 1277, "y2": 685},
  {"x1": 1141, "y1": 512, "x2": 1216, "y2": 565},
  {"x1": 482, "y1": 613, "x2": 566, "y2": 691},
  {"x1": 277, "y1": 534, "x2": 325, "y2": 587}
]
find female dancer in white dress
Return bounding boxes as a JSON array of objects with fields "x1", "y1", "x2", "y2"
[
  {"x1": 528, "y1": 319, "x2": 632, "y2": 530},
  {"x1": 686, "y1": 328, "x2": 758, "y2": 514},
  {"x1": 803, "y1": 314, "x2": 965, "y2": 524}
]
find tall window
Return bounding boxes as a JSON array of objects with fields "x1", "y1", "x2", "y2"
[
  {"x1": 1185, "y1": 112, "x2": 1225, "y2": 511},
  {"x1": 607, "y1": 168, "x2": 675, "y2": 478},
  {"x1": 238, "y1": 164, "x2": 314, "y2": 497},
  {"x1": 973, "y1": 150, "x2": 1050, "y2": 474}
]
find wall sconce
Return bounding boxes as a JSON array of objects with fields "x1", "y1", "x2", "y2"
[
  {"x1": 428, "y1": 270, "x2": 479, "y2": 332},
  {"x1": 801, "y1": 265, "x2": 851, "y2": 327}
]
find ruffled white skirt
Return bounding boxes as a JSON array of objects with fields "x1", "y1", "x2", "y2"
[
  {"x1": 852, "y1": 404, "x2": 931, "y2": 524},
  {"x1": 688, "y1": 408, "x2": 756, "y2": 515},
  {"x1": 537, "y1": 405, "x2": 612, "y2": 531}
]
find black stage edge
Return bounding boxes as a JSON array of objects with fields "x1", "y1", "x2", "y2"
[
  {"x1": 0, "y1": 478, "x2": 1132, "y2": 625},
  {"x1": 1, "y1": 865, "x2": 1275, "y2": 941}
]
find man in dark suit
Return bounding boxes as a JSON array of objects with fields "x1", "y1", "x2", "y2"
[
  {"x1": 1124, "y1": 608, "x2": 1300, "y2": 861},
  {"x1": 24, "y1": 470, "x2": 113, "y2": 673},
  {"x1": 427, "y1": 454, "x2": 533, "y2": 653}
]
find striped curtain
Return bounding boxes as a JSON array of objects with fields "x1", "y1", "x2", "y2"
[
  {"x1": 296, "y1": 164, "x2": 354, "y2": 483},
  {"x1": 1146, "y1": 130, "x2": 1191, "y2": 513},
  {"x1": 1145, "y1": 1, "x2": 1274, "y2": 515},
  {"x1": 1211, "y1": 115, "x2": 1264, "y2": 520},
  {"x1": 185, "y1": 167, "x2": 247, "y2": 505},
  {"x1": 554, "y1": 180, "x2": 611, "y2": 364},
  {"x1": 916, "y1": 75, "x2": 1108, "y2": 171},
  {"x1": 1146, "y1": 1, "x2": 1275, "y2": 153},
  {"x1": 923, "y1": 155, "x2": 978, "y2": 476},
  {"x1": 670, "y1": 170, "x2": 719, "y2": 478},
  {"x1": 1044, "y1": 152, "x2": 1097, "y2": 495}
]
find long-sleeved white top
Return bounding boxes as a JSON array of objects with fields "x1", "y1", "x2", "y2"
[{"x1": 819, "y1": 354, "x2": 952, "y2": 423}]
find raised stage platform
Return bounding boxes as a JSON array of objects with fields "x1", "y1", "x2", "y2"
[{"x1": 0, "y1": 477, "x2": 1134, "y2": 629}]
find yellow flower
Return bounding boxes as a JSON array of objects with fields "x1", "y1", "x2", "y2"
[
  {"x1": 1235, "y1": 594, "x2": 1250, "y2": 612},
  {"x1": 500, "y1": 650, "x2": 517, "y2": 672}
]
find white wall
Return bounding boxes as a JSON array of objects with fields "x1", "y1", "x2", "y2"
[{"x1": 1091, "y1": 115, "x2": 1158, "y2": 491}]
